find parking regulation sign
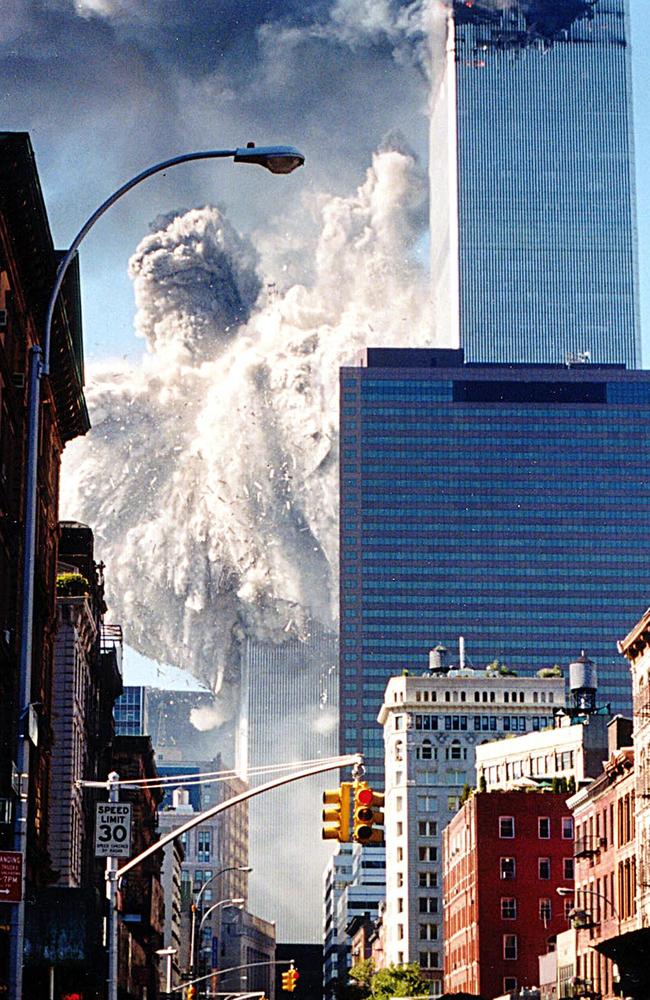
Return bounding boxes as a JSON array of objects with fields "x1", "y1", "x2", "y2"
[
  {"x1": 95, "y1": 802, "x2": 132, "y2": 858},
  {"x1": 0, "y1": 851, "x2": 22, "y2": 903}
]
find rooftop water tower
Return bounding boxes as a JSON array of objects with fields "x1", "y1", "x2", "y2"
[{"x1": 569, "y1": 650, "x2": 598, "y2": 716}]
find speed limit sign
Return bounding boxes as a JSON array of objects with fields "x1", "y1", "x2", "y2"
[{"x1": 95, "y1": 802, "x2": 132, "y2": 858}]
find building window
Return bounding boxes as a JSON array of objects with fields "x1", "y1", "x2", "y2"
[
  {"x1": 419, "y1": 820, "x2": 438, "y2": 836},
  {"x1": 564, "y1": 858, "x2": 574, "y2": 880},
  {"x1": 499, "y1": 817, "x2": 515, "y2": 839},
  {"x1": 421, "y1": 740, "x2": 432, "y2": 760},
  {"x1": 419, "y1": 951, "x2": 439, "y2": 969},
  {"x1": 397, "y1": 872, "x2": 404, "y2": 888},
  {"x1": 396, "y1": 822, "x2": 403, "y2": 837},
  {"x1": 539, "y1": 858, "x2": 551, "y2": 880},
  {"x1": 419, "y1": 923, "x2": 438, "y2": 940},
  {"x1": 197, "y1": 830, "x2": 212, "y2": 863},
  {"x1": 501, "y1": 858, "x2": 516, "y2": 880},
  {"x1": 397, "y1": 924, "x2": 404, "y2": 940},
  {"x1": 562, "y1": 817, "x2": 574, "y2": 840},
  {"x1": 538, "y1": 817, "x2": 550, "y2": 839},
  {"x1": 397, "y1": 847, "x2": 403, "y2": 862},
  {"x1": 419, "y1": 846, "x2": 438, "y2": 862},
  {"x1": 419, "y1": 871, "x2": 438, "y2": 888},
  {"x1": 504, "y1": 978, "x2": 518, "y2": 993},
  {"x1": 419, "y1": 897, "x2": 438, "y2": 914},
  {"x1": 503, "y1": 934, "x2": 518, "y2": 960},
  {"x1": 540, "y1": 898, "x2": 552, "y2": 923},
  {"x1": 501, "y1": 897, "x2": 517, "y2": 920},
  {"x1": 398, "y1": 898, "x2": 404, "y2": 913}
]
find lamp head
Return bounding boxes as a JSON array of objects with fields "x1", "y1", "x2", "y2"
[
  {"x1": 234, "y1": 143, "x2": 305, "y2": 174},
  {"x1": 556, "y1": 887, "x2": 574, "y2": 897}
]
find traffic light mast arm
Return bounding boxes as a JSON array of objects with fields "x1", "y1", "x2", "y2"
[
  {"x1": 115, "y1": 753, "x2": 362, "y2": 879},
  {"x1": 171, "y1": 959, "x2": 295, "y2": 993}
]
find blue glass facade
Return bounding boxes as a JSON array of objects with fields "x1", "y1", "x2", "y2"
[
  {"x1": 340, "y1": 349, "x2": 650, "y2": 777},
  {"x1": 113, "y1": 685, "x2": 145, "y2": 736},
  {"x1": 452, "y1": 0, "x2": 640, "y2": 366}
]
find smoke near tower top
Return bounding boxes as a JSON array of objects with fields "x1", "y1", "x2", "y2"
[{"x1": 432, "y1": 0, "x2": 639, "y2": 365}]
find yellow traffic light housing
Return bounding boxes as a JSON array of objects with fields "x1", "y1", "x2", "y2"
[
  {"x1": 322, "y1": 781, "x2": 353, "y2": 842},
  {"x1": 353, "y1": 782, "x2": 385, "y2": 845},
  {"x1": 282, "y1": 966, "x2": 299, "y2": 992}
]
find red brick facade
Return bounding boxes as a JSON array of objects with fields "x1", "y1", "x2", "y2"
[{"x1": 443, "y1": 789, "x2": 574, "y2": 999}]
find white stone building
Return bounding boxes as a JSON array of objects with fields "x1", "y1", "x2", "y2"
[
  {"x1": 476, "y1": 712, "x2": 610, "y2": 791},
  {"x1": 377, "y1": 656, "x2": 565, "y2": 993}
]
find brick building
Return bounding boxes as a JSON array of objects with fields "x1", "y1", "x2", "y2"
[
  {"x1": 443, "y1": 789, "x2": 574, "y2": 999},
  {"x1": 23, "y1": 523, "x2": 123, "y2": 997},
  {"x1": 567, "y1": 732, "x2": 636, "y2": 999},
  {"x1": 0, "y1": 131, "x2": 90, "y2": 993}
]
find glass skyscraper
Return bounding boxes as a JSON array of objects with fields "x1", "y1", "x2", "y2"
[
  {"x1": 340, "y1": 349, "x2": 650, "y2": 779},
  {"x1": 431, "y1": 0, "x2": 640, "y2": 365}
]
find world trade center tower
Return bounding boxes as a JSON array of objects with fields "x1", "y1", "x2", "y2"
[{"x1": 430, "y1": 0, "x2": 641, "y2": 366}]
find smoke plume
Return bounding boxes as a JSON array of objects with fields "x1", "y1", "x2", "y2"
[{"x1": 62, "y1": 147, "x2": 435, "y2": 701}]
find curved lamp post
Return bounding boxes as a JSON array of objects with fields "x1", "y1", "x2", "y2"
[
  {"x1": 11, "y1": 142, "x2": 303, "y2": 1000},
  {"x1": 190, "y1": 866, "x2": 252, "y2": 974},
  {"x1": 194, "y1": 898, "x2": 245, "y2": 990},
  {"x1": 557, "y1": 884, "x2": 620, "y2": 931}
]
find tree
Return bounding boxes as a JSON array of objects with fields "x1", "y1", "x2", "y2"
[
  {"x1": 537, "y1": 665, "x2": 563, "y2": 678},
  {"x1": 347, "y1": 961, "x2": 430, "y2": 1000},
  {"x1": 348, "y1": 959, "x2": 375, "y2": 993},
  {"x1": 372, "y1": 963, "x2": 430, "y2": 1000}
]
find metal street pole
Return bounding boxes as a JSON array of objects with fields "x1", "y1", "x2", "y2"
[
  {"x1": 156, "y1": 945, "x2": 178, "y2": 998},
  {"x1": 9, "y1": 141, "x2": 303, "y2": 1000},
  {"x1": 172, "y1": 959, "x2": 294, "y2": 994},
  {"x1": 106, "y1": 772, "x2": 120, "y2": 1000},
  {"x1": 190, "y1": 867, "x2": 251, "y2": 977},
  {"x1": 192, "y1": 899, "x2": 244, "y2": 982}
]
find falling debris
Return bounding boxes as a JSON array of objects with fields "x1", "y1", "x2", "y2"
[{"x1": 61, "y1": 147, "x2": 435, "y2": 707}]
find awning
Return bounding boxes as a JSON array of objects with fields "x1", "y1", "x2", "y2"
[{"x1": 594, "y1": 926, "x2": 650, "y2": 998}]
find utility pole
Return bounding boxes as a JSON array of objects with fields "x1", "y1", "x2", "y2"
[
  {"x1": 106, "y1": 771, "x2": 120, "y2": 1000},
  {"x1": 91, "y1": 753, "x2": 361, "y2": 1000}
]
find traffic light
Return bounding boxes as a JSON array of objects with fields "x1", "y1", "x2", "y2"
[
  {"x1": 353, "y1": 782, "x2": 385, "y2": 845},
  {"x1": 322, "y1": 781, "x2": 352, "y2": 842},
  {"x1": 282, "y1": 966, "x2": 299, "y2": 992}
]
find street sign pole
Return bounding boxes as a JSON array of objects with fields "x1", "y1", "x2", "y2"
[{"x1": 106, "y1": 772, "x2": 119, "y2": 1000}]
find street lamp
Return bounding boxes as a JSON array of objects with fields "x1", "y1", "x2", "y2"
[
  {"x1": 198, "y1": 897, "x2": 244, "y2": 936},
  {"x1": 156, "y1": 946, "x2": 178, "y2": 998},
  {"x1": 190, "y1": 866, "x2": 252, "y2": 975},
  {"x1": 556, "y1": 885, "x2": 620, "y2": 931},
  {"x1": 193, "y1": 898, "x2": 244, "y2": 989},
  {"x1": 10, "y1": 142, "x2": 303, "y2": 1000}
]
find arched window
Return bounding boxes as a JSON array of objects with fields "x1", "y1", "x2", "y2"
[{"x1": 422, "y1": 740, "x2": 432, "y2": 760}]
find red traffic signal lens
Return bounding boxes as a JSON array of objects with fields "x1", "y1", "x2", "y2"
[{"x1": 357, "y1": 787, "x2": 374, "y2": 806}]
